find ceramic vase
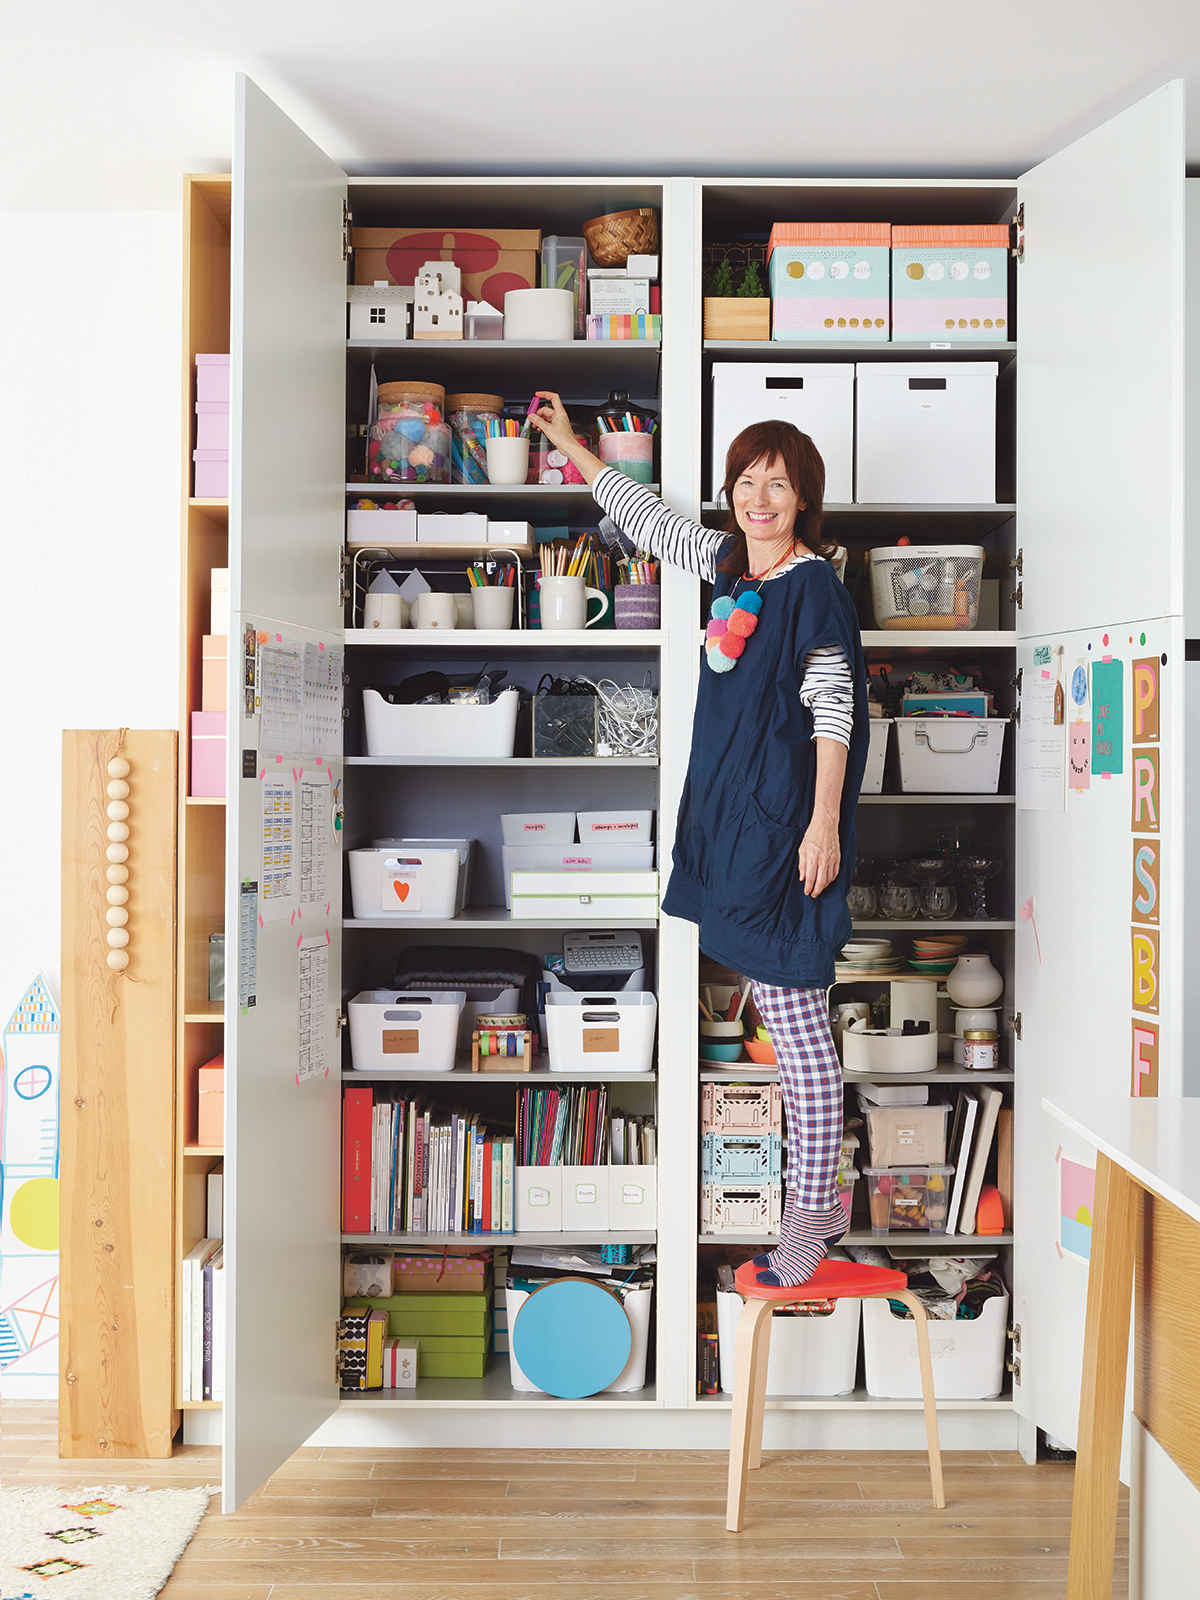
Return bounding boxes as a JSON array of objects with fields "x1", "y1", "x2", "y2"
[{"x1": 946, "y1": 953, "x2": 1003, "y2": 1007}]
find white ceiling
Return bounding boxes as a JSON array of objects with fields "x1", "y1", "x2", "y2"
[{"x1": 3, "y1": 0, "x2": 1199, "y2": 209}]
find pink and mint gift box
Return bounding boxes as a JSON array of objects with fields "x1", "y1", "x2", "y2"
[
  {"x1": 890, "y1": 225, "x2": 1011, "y2": 342},
  {"x1": 768, "y1": 223, "x2": 890, "y2": 341}
]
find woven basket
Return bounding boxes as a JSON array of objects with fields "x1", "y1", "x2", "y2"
[{"x1": 583, "y1": 208, "x2": 659, "y2": 268}]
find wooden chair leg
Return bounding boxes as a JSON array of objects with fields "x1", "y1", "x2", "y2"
[
  {"x1": 893, "y1": 1290, "x2": 945, "y2": 1509},
  {"x1": 747, "y1": 1304, "x2": 774, "y2": 1471},
  {"x1": 726, "y1": 1297, "x2": 774, "y2": 1533}
]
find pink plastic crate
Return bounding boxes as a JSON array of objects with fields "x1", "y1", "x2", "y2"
[
  {"x1": 195, "y1": 401, "x2": 230, "y2": 451},
  {"x1": 193, "y1": 449, "x2": 229, "y2": 498},
  {"x1": 196, "y1": 353, "x2": 230, "y2": 402},
  {"x1": 190, "y1": 711, "x2": 226, "y2": 797},
  {"x1": 700, "y1": 1082, "x2": 782, "y2": 1134}
]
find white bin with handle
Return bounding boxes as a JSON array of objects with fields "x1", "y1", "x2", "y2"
[
  {"x1": 717, "y1": 1288, "x2": 860, "y2": 1396},
  {"x1": 544, "y1": 991, "x2": 657, "y2": 1073},
  {"x1": 863, "y1": 1289, "x2": 1009, "y2": 1399},
  {"x1": 895, "y1": 718, "x2": 1006, "y2": 794},
  {"x1": 347, "y1": 990, "x2": 465, "y2": 1072}
]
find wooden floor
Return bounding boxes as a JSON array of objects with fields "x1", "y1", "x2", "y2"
[{"x1": 2, "y1": 1401, "x2": 1127, "y2": 1598}]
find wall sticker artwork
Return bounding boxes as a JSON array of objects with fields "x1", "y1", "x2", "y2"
[
  {"x1": 1131, "y1": 840, "x2": 1160, "y2": 926},
  {"x1": 1132, "y1": 1021, "x2": 1159, "y2": 1098},
  {"x1": 1091, "y1": 658, "x2": 1124, "y2": 777},
  {"x1": 1060, "y1": 1155, "x2": 1096, "y2": 1264},
  {"x1": 1131, "y1": 927, "x2": 1160, "y2": 1016},
  {"x1": 1132, "y1": 657, "x2": 1160, "y2": 743},
  {"x1": 1069, "y1": 721, "x2": 1091, "y2": 790},
  {"x1": 1130, "y1": 747, "x2": 1160, "y2": 834}
]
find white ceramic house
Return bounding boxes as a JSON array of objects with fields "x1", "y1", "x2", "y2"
[
  {"x1": 347, "y1": 282, "x2": 412, "y2": 340},
  {"x1": 413, "y1": 261, "x2": 464, "y2": 341}
]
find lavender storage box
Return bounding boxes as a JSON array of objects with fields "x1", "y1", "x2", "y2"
[
  {"x1": 193, "y1": 450, "x2": 229, "y2": 498},
  {"x1": 195, "y1": 353, "x2": 230, "y2": 402},
  {"x1": 195, "y1": 401, "x2": 230, "y2": 451},
  {"x1": 190, "y1": 711, "x2": 226, "y2": 797}
]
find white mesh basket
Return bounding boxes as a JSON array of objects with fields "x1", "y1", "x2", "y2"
[{"x1": 869, "y1": 545, "x2": 984, "y2": 630}]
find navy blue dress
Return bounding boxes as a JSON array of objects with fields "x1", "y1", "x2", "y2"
[{"x1": 662, "y1": 556, "x2": 869, "y2": 989}]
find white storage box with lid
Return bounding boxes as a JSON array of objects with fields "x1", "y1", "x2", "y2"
[
  {"x1": 870, "y1": 546, "x2": 985, "y2": 630},
  {"x1": 896, "y1": 718, "x2": 1006, "y2": 794},
  {"x1": 544, "y1": 991, "x2": 657, "y2": 1074},
  {"x1": 349, "y1": 838, "x2": 475, "y2": 919},
  {"x1": 501, "y1": 811, "x2": 576, "y2": 846},
  {"x1": 709, "y1": 363, "x2": 854, "y2": 502},
  {"x1": 862, "y1": 1101, "x2": 952, "y2": 1165},
  {"x1": 506, "y1": 1281, "x2": 653, "y2": 1393},
  {"x1": 855, "y1": 363, "x2": 997, "y2": 503},
  {"x1": 501, "y1": 844, "x2": 654, "y2": 909},
  {"x1": 363, "y1": 687, "x2": 519, "y2": 759},
  {"x1": 347, "y1": 508, "x2": 418, "y2": 550},
  {"x1": 863, "y1": 1289, "x2": 1009, "y2": 1399},
  {"x1": 576, "y1": 808, "x2": 654, "y2": 845},
  {"x1": 511, "y1": 869, "x2": 659, "y2": 922},
  {"x1": 717, "y1": 1288, "x2": 860, "y2": 1396},
  {"x1": 860, "y1": 719, "x2": 891, "y2": 793},
  {"x1": 347, "y1": 990, "x2": 465, "y2": 1072}
]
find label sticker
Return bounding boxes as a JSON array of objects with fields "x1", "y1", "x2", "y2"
[
  {"x1": 527, "y1": 1187, "x2": 550, "y2": 1207},
  {"x1": 384, "y1": 858, "x2": 422, "y2": 911},
  {"x1": 1131, "y1": 747, "x2": 1160, "y2": 834},
  {"x1": 582, "y1": 1028, "x2": 620, "y2": 1053},
  {"x1": 1132, "y1": 1021, "x2": 1159, "y2": 1098},
  {"x1": 574, "y1": 1183, "x2": 598, "y2": 1204},
  {"x1": 622, "y1": 1184, "x2": 645, "y2": 1206},
  {"x1": 1132, "y1": 927, "x2": 1160, "y2": 1015},
  {"x1": 1132, "y1": 841, "x2": 1160, "y2": 925},
  {"x1": 382, "y1": 1029, "x2": 420, "y2": 1054},
  {"x1": 1132, "y1": 657, "x2": 1160, "y2": 743}
]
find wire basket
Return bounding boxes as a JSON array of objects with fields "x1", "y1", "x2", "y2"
[
  {"x1": 583, "y1": 208, "x2": 659, "y2": 267},
  {"x1": 869, "y1": 545, "x2": 984, "y2": 630}
]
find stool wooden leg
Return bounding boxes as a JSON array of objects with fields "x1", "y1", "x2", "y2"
[
  {"x1": 726, "y1": 1298, "x2": 774, "y2": 1533},
  {"x1": 747, "y1": 1305, "x2": 774, "y2": 1471},
  {"x1": 893, "y1": 1290, "x2": 945, "y2": 1509}
]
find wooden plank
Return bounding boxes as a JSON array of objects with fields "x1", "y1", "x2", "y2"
[
  {"x1": 1066, "y1": 1151, "x2": 1139, "y2": 1600},
  {"x1": 59, "y1": 729, "x2": 178, "y2": 1457},
  {"x1": 1134, "y1": 1185, "x2": 1200, "y2": 1490}
]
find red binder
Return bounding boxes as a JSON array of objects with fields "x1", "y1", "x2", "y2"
[{"x1": 342, "y1": 1087, "x2": 373, "y2": 1231}]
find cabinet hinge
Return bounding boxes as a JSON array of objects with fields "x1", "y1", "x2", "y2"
[
  {"x1": 335, "y1": 1013, "x2": 348, "y2": 1036},
  {"x1": 340, "y1": 548, "x2": 352, "y2": 604},
  {"x1": 1006, "y1": 1323, "x2": 1022, "y2": 1384},
  {"x1": 1009, "y1": 1012, "x2": 1022, "y2": 1040},
  {"x1": 1010, "y1": 548, "x2": 1023, "y2": 578},
  {"x1": 342, "y1": 201, "x2": 353, "y2": 264},
  {"x1": 1009, "y1": 581, "x2": 1024, "y2": 612},
  {"x1": 1010, "y1": 668, "x2": 1023, "y2": 694},
  {"x1": 1011, "y1": 203, "x2": 1025, "y2": 263}
]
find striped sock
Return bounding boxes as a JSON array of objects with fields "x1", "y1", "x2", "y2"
[{"x1": 754, "y1": 1198, "x2": 849, "y2": 1288}]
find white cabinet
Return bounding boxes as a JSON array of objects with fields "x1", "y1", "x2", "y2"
[{"x1": 214, "y1": 73, "x2": 1190, "y2": 1506}]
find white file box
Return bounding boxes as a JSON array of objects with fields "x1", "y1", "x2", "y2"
[
  {"x1": 855, "y1": 362, "x2": 997, "y2": 503},
  {"x1": 510, "y1": 870, "x2": 659, "y2": 922},
  {"x1": 710, "y1": 363, "x2": 854, "y2": 502},
  {"x1": 560, "y1": 1165, "x2": 611, "y2": 1228},
  {"x1": 513, "y1": 1167, "x2": 563, "y2": 1230},
  {"x1": 609, "y1": 1166, "x2": 656, "y2": 1228}
]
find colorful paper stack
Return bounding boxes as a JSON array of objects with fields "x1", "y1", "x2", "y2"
[{"x1": 586, "y1": 312, "x2": 662, "y2": 341}]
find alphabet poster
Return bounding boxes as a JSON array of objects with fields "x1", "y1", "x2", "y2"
[{"x1": 1132, "y1": 1021, "x2": 1159, "y2": 1098}]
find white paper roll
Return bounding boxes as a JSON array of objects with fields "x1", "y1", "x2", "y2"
[{"x1": 503, "y1": 288, "x2": 574, "y2": 341}]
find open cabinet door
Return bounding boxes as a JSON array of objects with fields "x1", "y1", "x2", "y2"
[
  {"x1": 1013, "y1": 83, "x2": 1185, "y2": 1458},
  {"x1": 224, "y1": 75, "x2": 348, "y2": 1510}
]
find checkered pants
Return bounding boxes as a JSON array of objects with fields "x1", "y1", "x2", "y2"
[{"x1": 751, "y1": 983, "x2": 842, "y2": 1210}]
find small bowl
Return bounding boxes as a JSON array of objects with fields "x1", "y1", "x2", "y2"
[
  {"x1": 743, "y1": 1037, "x2": 777, "y2": 1066},
  {"x1": 700, "y1": 1019, "x2": 745, "y2": 1040},
  {"x1": 699, "y1": 1040, "x2": 746, "y2": 1063}
]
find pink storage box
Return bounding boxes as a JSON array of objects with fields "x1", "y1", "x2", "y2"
[
  {"x1": 195, "y1": 401, "x2": 230, "y2": 451},
  {"x1": 195, "y1": 353, "x2": 230, "y2": 402},
  {"x1": 193, "y1": 450, "x2": 229, "y2": 498},
  {"x1": 191, "y1": 711, "x2": 226, "y2": 797}
]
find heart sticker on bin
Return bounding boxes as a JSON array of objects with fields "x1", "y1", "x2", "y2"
[{"x1": 393, "y1": 880, "x2": 411, "y2": 903}]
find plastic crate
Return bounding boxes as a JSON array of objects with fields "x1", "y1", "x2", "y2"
[
  {"x1": 863, "y1": 1165, "x2": 954, "y2": 1233},
  {"x1": 701, "y1": 1132, "x2": 783, "y2": 1183},
  {"x1": 347, "y1": 990, "x2": 465, "y2": 1073},
  {"x1": 700, "y1": 1182, "x2": 783, "y2": 1234},
  {"x1": 895, "y1": 718, "x2": 1007, "y2": 795},
  {"x1": 869, "y1": 545, "x2": 984, "y2": 630},
  {"x1": 700, "y1": 1082, "x2": 783, "y2": 1133},
  {"x1": 864, "y1": 1290, "x2": 1009, "y2": 1399}
]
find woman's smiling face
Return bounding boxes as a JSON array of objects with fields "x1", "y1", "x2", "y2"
[{"x1": 730, "y1": 453, "x2": 805, "y2": 547}]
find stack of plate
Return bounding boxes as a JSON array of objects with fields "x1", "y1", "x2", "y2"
[
  {"x1": 908, "y1": 934, "x2": 969, "y2": 976},
  {"x1": 835, "y1": 938, "x2": 906, "y2": 979}
]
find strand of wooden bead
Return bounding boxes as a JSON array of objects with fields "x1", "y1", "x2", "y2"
[{"x1": 105, "y1": 752, "x2": 131, "y2": 971}]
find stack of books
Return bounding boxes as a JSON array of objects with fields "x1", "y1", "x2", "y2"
[{"x1": 180, "y1": 1239, "x2": 224, "y2": 1402}]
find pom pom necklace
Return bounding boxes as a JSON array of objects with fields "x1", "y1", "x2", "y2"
[{"x1": 704, "y1": 549, "x2": 794, "y2": 674}]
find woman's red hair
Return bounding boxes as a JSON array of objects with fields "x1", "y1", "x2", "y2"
[{"x1": 717, "y1": 419, "x2": 835, "y2": 574}]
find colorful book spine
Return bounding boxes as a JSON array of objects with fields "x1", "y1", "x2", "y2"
[
  {"x1": 342, "y1": 1087, "x2": 373, "y2": 1232},
  {"x1": 501, "y1": 1136, "x2": 514, "y2": 1233},
  {"x1": 491, "y1": 1138, "x2": 503, "y2": 1233},
  {"x1": 482, "y1": 1140, "x2": 492, "y2": 1233}
]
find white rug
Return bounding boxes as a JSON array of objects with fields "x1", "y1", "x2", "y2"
[{"x1": 0, "y1": 1485, "x2": 216, "y2": 1599}]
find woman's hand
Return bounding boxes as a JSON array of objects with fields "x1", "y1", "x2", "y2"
[
  {"x1": 797, "y1": 814, "x2": 841, "y2": 898},
  {"x1": 528, "y1": 391, "x2": 606, "y2": 487}
]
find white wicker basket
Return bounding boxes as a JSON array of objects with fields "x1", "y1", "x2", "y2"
[{"x1": 869, "y1": 544, "x2": 984, "y2": 630}]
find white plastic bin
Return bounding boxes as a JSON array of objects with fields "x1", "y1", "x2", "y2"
[
  {"x1": 895, "y1": 718, "x2": 1006, "y2": 794},
  {"x1": 576, "y1": 809, "x2": 654, "y2": 845},
  {"x1": 544, "y1": 991, "x2": 657, "y2": 1074},
  {"x1": 860, "y1": 719, "x2": 891, "y2": 793},
  {"x1": 363, "y1": 687, "x2": 519, "y2": 759},
  {"x1": 863, "y1": 1290, "x2": 1009, "y2": 1399},
  {"x1": 717, "y1": 1289, "x2": 860, "y2": 1396},
  {"x1": 855, "y1": 362, "x2": 997, "y2": 504},
  {"x1": 349, "y1": 839, "x2": 475, "y2": 919},
  {"x1": 501, "y1": 844, "x2": 654, "y2": 909},
  {"x1": 710, "y1": 363, "x2": 855, "y2": 503},
  {"x1": 506, "y1": 1281, "x2": 653, "y2": 1393},
  {"x1": 501, "y1": 812, "x2": 576, "y2": 845},
  {"x1": 862, "y1": 1102, "x2": 953, "y2": 1165},
  {"x1": 347, "y1": 990, "x2": 465, "y2": 1072}
]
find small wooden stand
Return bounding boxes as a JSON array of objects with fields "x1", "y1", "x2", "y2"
[{"x1": 471, "y1": 1028, "x2": 534, "y2": 1072}]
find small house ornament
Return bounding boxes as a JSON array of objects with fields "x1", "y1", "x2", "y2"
[
  {"x1": 348, "y1": 281, "x2": 412, "y2": 340},
  {"x1": 413, "y1": 260, "x2": 464, "y2": 341}
]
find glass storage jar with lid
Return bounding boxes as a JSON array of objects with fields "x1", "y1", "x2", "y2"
[
  {"x1": 446, "y1": 392, "x2": 503, "y2": 484},
  {"x1": 369, "y1": 381, "x2": 451, "y2": 484}
]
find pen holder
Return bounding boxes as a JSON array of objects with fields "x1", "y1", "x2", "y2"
[
  {"x1": 486, "y1": 436, "x2": 531, "y2": 485},
  {"x1": 470, "y1": 586, "x2": 515, "y2": 630},
  {"x1": 599, "y1": 431, "x2": 654, "y2": 483},
  {"x1": 615, "y1": 583, "x2": 660, "y2": 630}
]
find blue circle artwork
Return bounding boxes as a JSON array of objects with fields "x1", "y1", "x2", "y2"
[
  {"x1": 511, "y1": 1279, "x2": 631, "y2": 1398},
  {"x1": 13, "y1": 1065, "x2": 52, "y2": 1100},
  {"x1": 1071, "y1": 666, "x2": 1087, "y2": 706}
]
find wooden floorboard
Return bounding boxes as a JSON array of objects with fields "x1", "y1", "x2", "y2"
[{"x1": 2, "y1": 1401, "x2": 1128, "y2": 1598}]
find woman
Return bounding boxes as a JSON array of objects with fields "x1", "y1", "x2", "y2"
[{"x1": 531, "y1": 394, "x2": 869, "y2": 1288}]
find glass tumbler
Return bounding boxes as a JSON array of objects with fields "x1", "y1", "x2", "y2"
[{"x1": 919, "y1": 882, "x2": 958, "y2": 920}]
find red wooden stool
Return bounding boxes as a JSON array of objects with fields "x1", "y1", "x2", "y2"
[{"x1": 726, "y1": 1257, "x2": 945, "y2": 1531}]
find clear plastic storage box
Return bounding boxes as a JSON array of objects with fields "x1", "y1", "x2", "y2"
[
  {"x1": 862, "y1": 1102, "x2": 952, "y2": 1166},
  {"x1": 863, "y1": 1165, "x2": 954, "y2": 1233}
]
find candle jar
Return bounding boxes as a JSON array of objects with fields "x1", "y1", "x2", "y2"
[{"x1": 369, "y1": 381, "x2": 451, "y2": 484}]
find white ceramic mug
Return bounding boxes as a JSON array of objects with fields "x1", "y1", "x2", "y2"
[
  {"x1": 452, "y1": 594, "x2": 474, "y2": 629},
  {"x1": 539, "y1": 574, "x2": 610, "y2": 630},
  {"x1": 363, "y1": 592, "x2": 404, "y2": 629},
  {"x1": 413, "y1": 592, "x2": 457, "y2": 630},
  {"x1": 471, "y1": 586, "x2": 516, "y2": 630}
]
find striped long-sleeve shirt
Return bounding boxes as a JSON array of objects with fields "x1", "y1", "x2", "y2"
[{"x1": 593, "y1": 468, "x2": 855, "y2": 748}]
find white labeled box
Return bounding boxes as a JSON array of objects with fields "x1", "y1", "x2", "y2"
[
  {"x1": 347, "y1": 990, "x2": 465, "y2": 1073},
  {"x1": 510, "y1": 869, "x2": 659, "y2": 922},
  {"x1": 514, "y1": 1167, "x2": 563, "y2": 1231},
  {"x1": 544, "y1": 991, "x2": 657, "y2": 1074},
  {"x1": 895, "y1": 717, "x2": 1006, "y2": 794},
  {"x1": 576, "y1": 809, "x2": 653, "y2": 844},
  {"x1": 347, "y1": 508, "x2": 418, "y2": 549},
  {"x1": 609, "y1": 1166, "x2": 656, "y2": 1228},
  {"x1": 501, "y1": 811, "x2": 576, "y2": 845},
  {"x1": 501, "y1": 845, "x2": 653, "y2": 909},
  {"x1": 561, "y1": 1165, "x2": 610, "y2": 1228},
  {"x1": 416, "y1": 512, "x2": 489, "y2": 544},
  {"x1": 855, "y1": 362, "x2": 997, "y2": 504},
  {"x1": 487, "y1": 520, "x2": 535, "y2": 550},
  {"x1": 863, "y1": 1290, "x2": 1009, "y2": 1400},
  {"x1": 710, "y1": 362, "x2": 854, "y2": 502},
  {"x1": 348, "y1": 839, "x2": 475, "y2": 919},
  {"x1": 717, "y1": 1289, "x2": 860, "y2": 1396}
]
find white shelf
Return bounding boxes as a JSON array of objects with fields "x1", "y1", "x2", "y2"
[
  {"x1": 344, "y1": 1054, "x2": 656, "y2": 1083},
  {"x1": 703, "y1": 341, "x2": 1016, "y2": 358},
  {"x1": 857, "y1": 792, "x2": 1015, "y2": 805},
  {"x1": 691, "y1": 1387, "x2": 1013, "y2": 1413},
  {"x1": 345, "y1": 906, "x2": 658, "y2": 931},
  {"x1": 347, "y1": 481, "x2": 656, "y2": 498},
  {"x1": 344, "y1": 755, "x2": 658, "y2": 767},
  {"x1": 341, "y1": 1370, "x2": 660, "y2": 1410},
  {"x1": 860, "y1": 630, "x2": 1017, "y2": 649},
  {"x1": 699, "y1": 1231, "x2": 1014, "y2": 1248},
  {"x1": 703, "y1": 501, "x2": 1014, "y2": 516},
  {"x1": 851, "y1": 919, "x2": 1014, "y2": 930},
  {"x1": 344, "y1": 1230, "x2": 655, "y2": 1247},
  {"x1": 346, "y1": 628, "x2": 663, "y2": 648},
  {"x1": 699, "y1": 1064, "x2": 1014, "y2": 1085},
  {"x1": 350, "y1": 339, "x2": 661, "y2": 354}
]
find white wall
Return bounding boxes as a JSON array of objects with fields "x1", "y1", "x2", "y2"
[{"x1": 0, "y1": 209, "x2": 182, "y2": 1195}]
